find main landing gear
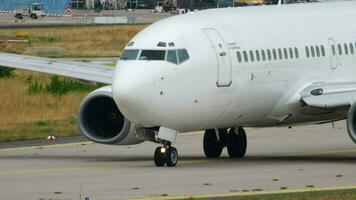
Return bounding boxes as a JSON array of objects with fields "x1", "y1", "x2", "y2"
[{"x1": 203, "y1": 127, "x2": 247, "y2": 158}]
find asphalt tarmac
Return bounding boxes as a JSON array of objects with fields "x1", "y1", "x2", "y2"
[{"x1": 0, "y1": 121, "x2": 356, "y2": 200}]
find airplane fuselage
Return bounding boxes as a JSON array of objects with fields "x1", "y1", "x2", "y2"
[{"x1": 113, "y1": 1, "x2": 356, "y2": 132}]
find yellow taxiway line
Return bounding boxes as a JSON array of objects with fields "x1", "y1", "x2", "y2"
[{"x1": 133, "y1": 185, "x2": 356, "y2": 200}]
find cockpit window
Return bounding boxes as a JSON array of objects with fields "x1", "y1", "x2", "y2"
[
  {"x1": 120, "y1": 50, "x2": 139, "y2": 60},
  {"x1": 120, "y1": 48, "x2": 189, "y2": 64},
  {"x1": 167, "y1": 50, "x2": 178, "y2": 64},
  {"x1": 139, "y1": 50, "x2": 166, "y2": 60},
  {"x1": 127, "y1": 41, "x2": 134, "y2": 47},
  {"x1": 177, "y1": 49, "x2": 189, "y2": 64}
]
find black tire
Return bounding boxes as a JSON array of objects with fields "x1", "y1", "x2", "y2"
[
  {"x1": 154, "y1": 147, "x2": 165, "y2": 167},
  {"x1": 30, "y1": 14, "x2": 38, "y2": 19},
  {"x1": 15, "y1": 14, "x2": 23, "y2": 19},
  {"x1": 227, "y1": 127, "x2": 247, "y2": 158},
  {"x1": 166, "y1": 147, "x2": 178, "y2": 167},
  {"x1": 203, "y1": 129, "x2": 224, "y2": 158}
]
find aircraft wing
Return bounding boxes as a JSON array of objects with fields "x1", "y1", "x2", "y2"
[
  {"x1": 0, "y1": 52, "x2": 115, "y2": 84},
  {"x1": 300, "y1": 82, "x2": 356, "y2": 109}
]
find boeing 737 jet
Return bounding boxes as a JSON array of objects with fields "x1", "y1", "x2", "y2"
[{"x1": 1, "y1": 1, "x2": 356, "y2": 167}]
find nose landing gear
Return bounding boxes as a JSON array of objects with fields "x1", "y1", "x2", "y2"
[
  {"x1": 153, "y1": 127, "x2": 179, "y2": 167},
  {"x1": 154, "y1": 145, "x2": 178, "y2": 167}
]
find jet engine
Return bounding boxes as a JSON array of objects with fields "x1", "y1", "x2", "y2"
[
  {"x1": 78, "y1": 86, "x2": 144, "y2": 145},
  {"x1": 347, "y1": 103, "x2": 356, "y2": 144}
]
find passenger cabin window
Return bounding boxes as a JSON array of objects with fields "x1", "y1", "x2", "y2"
[
  {"x1": 315, "y1": 46, "x2": 320, "y2": 57},
  {"x1": 243, "y1": 51, "x2": 248, "y2": 62},
  {"x1": 120, "y1": 49, "x2": 139, "y2": 60},
  {"x1": 321, "y1": 45, "x2": 326, "y2": 57},
  {"x1": 278, "y1": 49, "x2": 282, "y2": 60},
  {"x1": 255, "y1": 50, "x2": 260, "y2": 62},
  {"x1": 338, "y1": 44, "x2": 343, "y2": 55},
  {"x1": 350, "y1": 43, "x2": 354, "y2": 54},
  {"x1": 272, "y1": 49, "x2": 277, "y2": 60},
  {"x1": 294, "y1": 47, "x2": 299, "y2": 58},
  {"x1": 139, "y1": 50, "x2": 166, "y2": 60},
  {"x1": 237, "y1": 51, "x2": 242, "y2": 63},
  {"x1": 344, "y1": 43, "x2": 349, "y2": 55},
  {"x1": 250, "y1": 50, "x2": 255, "y2": 62},
  {"x1": 310, "y1": 46, "x2": 315, "y2": 57},
  {"x1": 167, "y1": 50, "x2": 178, "y2": 64},
  {"x1": 289, "y1": 48, "x2": 294, "y2": 59},
  {"x1": 261, "y1": 50, "x2": 266, "y2": 61},
  {"x1": 267, "y1": 49, "x2": 272, "y2": 61},
  {"x1": 283, "y1": 48, "x2": 288, "y2": 59},
  {"x1": 305, "y1": 47, "x2": 310, "y2": 58}
]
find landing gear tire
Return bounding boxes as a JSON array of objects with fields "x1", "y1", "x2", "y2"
[
  {"x1": 166, "y1": 147, "x2": 178, "y2": 167},
  {"x1": 154, "y1": 146, "x2": 178, "y2": 167},
  {"x1": 227, "y1": 127, "x2": 247, "y2": 158},
  {"x1": 154, "y1": 147, "x2": 166, "y2": 167},
  {"x1": 203, "y1": 129, "x2": 226, "y2": 158}
]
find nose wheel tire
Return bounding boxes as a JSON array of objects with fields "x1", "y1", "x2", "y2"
[
  {"x1": 154, "y1": 146, "x2": 178, "y2": 167},
  {"x1": 203, "y1": 129, "x2": 226, "y2": 158},
  {"x1": 166, "y1": 147, "x2": 178, "y2": 167},
  {"x1": 227, "y1": 127, "x2": 247, "y2": 158},
  {"x1": 154, "y1": 147, "x2": 166, "y2": 167}
]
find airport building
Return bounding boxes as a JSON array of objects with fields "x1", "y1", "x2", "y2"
[{"x1": 0, "y1": 0, "x2": 71, "y2": 14}]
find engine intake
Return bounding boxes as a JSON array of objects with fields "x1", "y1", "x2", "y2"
[
  {"x1": 347, "y1": 103, "x2": 356, "y2": 144},
  {"x1": 78, "y1": 86, "x2": 143, "y2": 145}
]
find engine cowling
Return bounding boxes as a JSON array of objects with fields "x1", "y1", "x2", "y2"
[
  {"x1": 347, "y1": 103, "x2": 356, "y2": 144},
  {"x1": 78, "y1": 86, "x2": 144, "y2": 145}
]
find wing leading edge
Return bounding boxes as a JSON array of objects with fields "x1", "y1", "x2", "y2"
[
  {"x1": 301, "y1": 82, "x2": 356, "y2": 109},
  {"x1": 0, "y1": 52, "x2": 115, "y2": 84}
]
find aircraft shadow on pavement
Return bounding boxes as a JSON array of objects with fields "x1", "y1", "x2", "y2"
[{"x1": 0, "y1": 154, "x2": 355, "y2": 165}]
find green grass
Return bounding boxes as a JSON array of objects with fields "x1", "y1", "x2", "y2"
[
  {"x1": 0, "y1": 119, "x2": 78, "y2": 143},
  {"x1": 0, "y1": 25, "x2": 146, "y2": 142},
  {"x1": 0, "y1": 25, "x2": 146, "y2": 58}
]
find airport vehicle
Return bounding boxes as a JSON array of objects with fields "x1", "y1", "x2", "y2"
[
  {"x1": 14, "y1": 3, "x2": 45, "y2": 19},
  {"x1": 1, "y1": 1, "x2": 356, "y2": 167}
]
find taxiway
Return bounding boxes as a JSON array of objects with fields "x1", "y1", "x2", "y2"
[{"x1": 0, "y1": 121, "x2": 355, "y2": 200}]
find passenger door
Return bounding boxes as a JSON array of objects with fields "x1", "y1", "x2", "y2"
[
  {"x1": 203, "y1": 28, "x2": 232, "y2": 87},
  {"x1": 328, "y1": 38, "x2": 338, "y2": 70}
]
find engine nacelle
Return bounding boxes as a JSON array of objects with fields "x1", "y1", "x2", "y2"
[
  {"x1": 347, "y1": 103, "x2": 356, "y2": 144},
  {"x1": 78, "y1": 86, "x2": 144, "y2": 145}
]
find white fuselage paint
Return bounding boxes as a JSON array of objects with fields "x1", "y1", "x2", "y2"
[{"x1": 112, "y1": 1, "x2": 356, "y2": 132}]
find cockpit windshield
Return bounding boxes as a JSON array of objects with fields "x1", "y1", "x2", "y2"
[
  {"x1": 139, "y1": 50, "x2": 166, "y2": 60},
  {"x1": 120, "y1": 50, "x2": 139, "y2": 60},
  {"x1": 120, "y1": 49, "x2": 190, "y2": 65}
]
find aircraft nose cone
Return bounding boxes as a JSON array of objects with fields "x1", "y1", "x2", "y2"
[{"x1": 112, "y1": 64, "x2": 155, "y2": 125}]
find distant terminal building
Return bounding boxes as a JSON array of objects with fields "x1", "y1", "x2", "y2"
[{"x1": 0, "y1": 0, "x2": 71, "y2": 14}]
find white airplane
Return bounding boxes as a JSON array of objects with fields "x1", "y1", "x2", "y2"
[{"x1": 1, "y1": 0, "x2": 356, "y2": 167}]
